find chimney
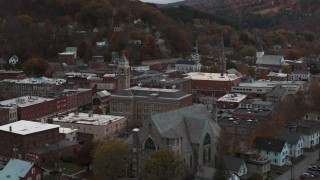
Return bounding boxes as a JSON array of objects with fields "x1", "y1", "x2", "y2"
[{"x1": 9, "y1": 126, "x2": 12, "y2": 132}]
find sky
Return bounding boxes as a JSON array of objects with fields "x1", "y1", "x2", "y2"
[{"x1": 140, "y1": 0, "x2": 183, "y2": 4}]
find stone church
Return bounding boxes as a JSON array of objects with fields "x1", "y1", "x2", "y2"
[{"x1": 126, "y1": 104, "x2": 220, "y2": 177}]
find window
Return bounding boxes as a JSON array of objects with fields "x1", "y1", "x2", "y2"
[
  {"x1": 203, "y1": 134, "x2": 211, "y2": 146},
  {"x1": 266, "y1": 151, "x2": 269, "y2": 155},
  {"x1": 274, "y1": 159, "x2": 277, "y2": 163},
  {"x1": 32, "y1": 168, "x2": 35, "y2": 174},
  {"x1": 144, "y1": 138, "x2": 156, "y2": 150},
  {"x1": 274, "y1": 152, "x2": 277, "y2": 156},
  {"x1": 36, "y1": 174, "x2": 41, "y2": 180}
]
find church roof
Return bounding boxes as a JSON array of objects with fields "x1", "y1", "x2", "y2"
[{"x1": 148, "y1": 104, "x2": 220, "y2": 154}]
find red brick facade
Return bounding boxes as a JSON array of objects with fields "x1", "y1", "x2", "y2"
[{"x1": 0, "y1": 128, "x2": 60, "y2": 158}]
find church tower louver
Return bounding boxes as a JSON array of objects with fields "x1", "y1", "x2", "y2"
[{"x1": 117, "y1": 55, "x2": 130, "y2": 93}]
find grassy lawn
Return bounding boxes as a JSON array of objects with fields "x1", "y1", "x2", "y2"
[{"x1": 43, "y1": 161, "x2": 85, "y2": 175}]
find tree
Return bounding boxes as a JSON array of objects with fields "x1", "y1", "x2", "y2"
[
  {"x1": 207, "y1": 64, "x2": 219, "y2": 73},
  {"x1": 23, "y1": 58, "x2": 48, "y2": 77},
  {"x1": 239, "y1": 45, "x2": 256, "y2": 57},
  {"x1": 282, "y1": 65, "x2": 292, "y2": 74},
  {"x1": 93, "y1": 140, "x2": 129, "y2": 180},
  {"x1": 76, "y1": 141, "x2": 95, "y2": 172},
  {"x1": 142, "y1": 149, "x2": 185, "y2": 180}
]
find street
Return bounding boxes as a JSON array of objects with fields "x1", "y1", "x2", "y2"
[{"x1": 276, "y1": 150, "x2": 319, "y2": 180}]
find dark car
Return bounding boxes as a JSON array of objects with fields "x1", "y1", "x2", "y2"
[{"x1": 49, "y1": 170, "x2": 60, "y2": 175}]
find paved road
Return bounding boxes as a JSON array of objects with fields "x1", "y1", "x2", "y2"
[{"x1": 276, "y1": 150, "x2": 319, "y2": 180}]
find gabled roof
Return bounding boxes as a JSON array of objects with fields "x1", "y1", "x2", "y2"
[
  {"x1": 0, "y1": 159, "x2": 34, "y2": 179},
  {"x1": 256, "y1": 55, "x2": 288, "y2": 66},
  {"x1": 276, "y1": 130, "x2": 302, "y2": 144},
  {"x1": 266, "y1": 85, "x2": 286, "y2": 97},
  {"x1": 148, "y1": 104, "x2": 220, "y2": 154},
  {"x1": 254, "y1": 136, "x2": 287, "y2": 152},
  {"x1": 223, "y1": 156, "x2": 245, "y2": 172}
]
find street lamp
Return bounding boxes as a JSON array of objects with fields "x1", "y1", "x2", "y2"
[{"x1": 286, "y1": 155, "x2": 294, "y2": 180}]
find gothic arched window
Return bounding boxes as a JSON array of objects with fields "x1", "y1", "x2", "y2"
[
  {"x1": 144, "y1": 138, "x2": 156, "y2": 150},
  {"x1": 204, "y1": 133, "x2": 211, "y2": 146}
]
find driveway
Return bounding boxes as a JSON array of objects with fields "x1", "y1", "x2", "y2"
[{"x1": 276, "y1": 150, "x2": 319, "y2": 180}]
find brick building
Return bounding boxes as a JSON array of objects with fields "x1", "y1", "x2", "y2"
[
  {"x1": 53, "y1": 112, "x2": 127, "y2": 142},
  {"x1": 0, "y1": 77, "x2": 70, "y2": 97},
  {"x1": 186, "y1": 72, "x2": 242, "y2": 97},
  {"x1": 110, "y1": 86, "x2": 193, "y2": 127},
  {"x1": 0, "y1": 70, "x2": 26, "y2": 80},
  {"x1": 0, "y1": 108, "x2": 9, "y2": 126},
  {"x1": 0, "y1": 120, "x2": 61, "y2": 158},
  {"x1": 0, "y1": 96, "x2": 56, "y2": 121},
  {"x1": 58, "y1": 52, "x2": 76, "y2": 64}
]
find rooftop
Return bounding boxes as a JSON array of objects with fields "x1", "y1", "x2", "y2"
[
  {"x1": 0, "y1": 159, "x2": 35, "y2": 179},
  {"x1": 59, "y1": 127, "x2": 78, "y2": 134},
  {"x1": 218, "y1": 117, "x2": 262, "y2": 127},
  {"x1": 138, "y1": 75, "x2": 190, "y2": 85},
  {"x1": 217, "y1": 93, "x2": 247, "y2": 103},
  {"x1": 238, "y1": 80, "x2": 306, "y2": 88},
  {"x1": 2, "y1": 77, "x2": 66, "y2": 85},
  {"x1": 186, "y1": 72, "x2": 240, "y2": 81},
  {"x1": 53, "y1": 112, "x2": 126, "y2": 126},
  {"x1": 113, "y1": 86, "x2": 191, "y2": 100},
  {"x1": 0, "y1": 120, "x2": 60, "y2": 135},
  {"x1": 0, "y1": 96, "x2": 54, "y2": 108},
  {"x1": 232, "y1": 108, "x2": 272, "y2": 117},
  {"x1": 66, "y1": 72, "x2": 97, "y2": 78}
]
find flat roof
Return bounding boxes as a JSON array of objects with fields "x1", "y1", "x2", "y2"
[
  {"x1": 0, "y1": 96, "x2": 54, "y2": 108},
  {"x1": 0, "y1": 120, "x2": 60, "y2": 135},
  {"x1": 186, "y1": 72, "x2": 240, "y2": 81},
  {"x1": 238, "y1": 80, "x2": 306, "y2": 88},
  {"x1": 2, "y1": 77, "x2": 66, "y2": 85},
  {"x1": 217, "y1": 93, "x2": 247, "y2": 103},
  {"x1": 53, "y1": 112, "x2": 126, "y2": 126},
  {"x1": 59, "y1": 127, "x2": 78, "y2": 134},
  {"x1": 128, "y1": 86, "x2": 180, "y2": 92}
]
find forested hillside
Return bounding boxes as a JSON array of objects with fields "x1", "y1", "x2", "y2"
[{"x1": 0, "y1": 0, "x2": 320, "y2": 67}]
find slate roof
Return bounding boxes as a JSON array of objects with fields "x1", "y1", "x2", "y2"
[
  {"x1": 254, "y1": 136, "x2": 287, "y2": 153},
  {"x1": 292, "y1": 70, "x2": 310, "y2": 75},
  {"x1": 223, "y1": 156, "x2": 245, "y2": 172},
  {"x1": 256, "y1": 55, "x2": 288, "y2": 66},
  {"x1": 266, "y1": 85, "x2": 286, "y2": 97},
  {"x1": 113, "y1": 86, "x2": 191, "y2": 100},
  {"x1": 148, "y1": 104, "x2": 220, "y2": 154},
  {"x1": 0, "y1": 159, "x2": 34, "y2": 179},
  {"x1": 276, "y1": 130, "x2": 302, "y2": 144}
]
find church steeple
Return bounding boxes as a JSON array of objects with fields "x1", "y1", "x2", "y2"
[{"x1": 218, "y1": 37, "x2": 226, "y2": 76}]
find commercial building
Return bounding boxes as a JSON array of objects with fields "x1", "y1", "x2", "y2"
[
  {"x1": 53, "y1": 112, "x2": 127, "y2": 142},
  {"x1": 186, "y1": 72, "x2": 241, "y2": 97},
  {"x1": 231, "y1": 80, "x2": 305, "y2": 97},
  {"x1": 216, "y1": 93, "x2": 247, "y2": 109},
  {"x1": 110, "y1": 86, "x2": 192, "y2": 126},
  {"x1": 0, "y1": 120, "x2": 60, "y2": 158},
  {"x1": 0, "y1": 96, "x2": 56, "y2": 121},
  {"x1": 0, "y1": 77, "x2": 69, "y2": 97}
]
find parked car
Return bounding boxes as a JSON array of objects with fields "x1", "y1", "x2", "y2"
[{"x1": 308, "y1": 166, "x2": 320, "y2": 172}]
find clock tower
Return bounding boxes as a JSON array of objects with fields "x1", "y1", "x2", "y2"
[{"x1": 117, "y1": 55, "x2": 130, "y2": 93}]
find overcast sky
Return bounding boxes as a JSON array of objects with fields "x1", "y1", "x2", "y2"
[{"x1": 140, "y1": 0, "x2": 183, "y2": 4}]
